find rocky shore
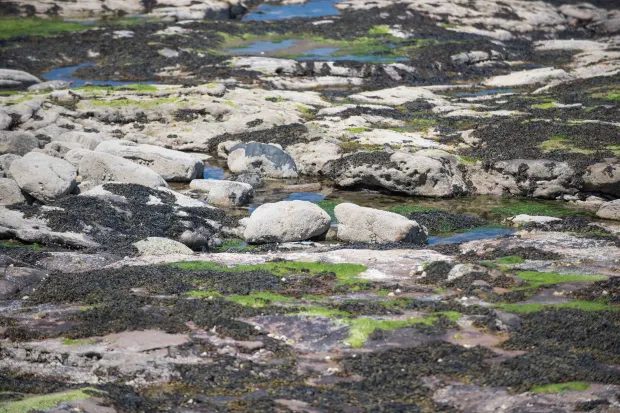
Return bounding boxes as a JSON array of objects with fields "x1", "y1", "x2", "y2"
[{"x1": 0, "y1": 0, "x2": 619, "y2": 412}]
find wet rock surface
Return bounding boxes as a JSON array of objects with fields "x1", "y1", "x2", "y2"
[{"x1": 0, "y1": 0, "x2": 619, "y2": 411}]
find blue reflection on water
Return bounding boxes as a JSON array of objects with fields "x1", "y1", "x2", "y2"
[
  {"x1": 42, "y1": 62, "x2": 153, "y2": 87},
  {"x1": 428, "y1": 227, "x2": 515, "y2": 245},
  {"x1": 244, "y1": 0, "x2": 341, "y2": 21}
]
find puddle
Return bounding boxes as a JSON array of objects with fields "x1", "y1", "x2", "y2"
[
  {"x1": 203, "y1": 164, "x2": 226, "y2": 180},
  {"x1": 42, "y1": 62, "x2": 154, "y2": 88},
  {"x1": 244, "y1": 0, "x2": 341, "y2": 21},
  {"x1": 286, "y1": 192, "x2": 326, "y2": 202},
  {"x1": 229, "y1": 39, "x2": 297, "y2": 55},
  {"x1": 428, "y1": 227, "x2": 515, "y2": 245}
]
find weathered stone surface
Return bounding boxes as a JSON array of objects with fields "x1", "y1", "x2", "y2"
[
  {"x1": 0, "y1": 178, "x2": 26, "y2": 205},
  {"x1": 133, "y1": 237, "x2": 194, "y2": 256},
  {"x1": 227, "y1": 142, "x2": 298, "y2": 178},
  {"x1": 335, "y1": 203, "x2": 427, "y2": 244},
  {"x1": 583, "y1": 160, "x2": 620, "y2": 197},
  {"x1": 27, "y1": 80, "x2": 70, "y2": 92},
  {"x1": 322, "y1": 150, "x2": 466, "y2": 197},
  {"x1": 77, "y1": 151, "x2": 167, "y2": 188},
  {"x1": 54, "y1": 131, "x2": 105, "y2": 150},
  {"x1": 507, "y1": 214, "x2": 562, "y2": 226},
  {"x1": 0, "y1": 69, "x2": 40, "y2": 88},
  {"x1": 96, "y1": 139, "x2": 203, "y2": 182},
  {"x1": 0, "y1": 154, "x2": 20, "y2": 177},
  {"x1": 9, "y1": 152, "x2": 77, "y2": 203},
  {"x1": 596, "y1": 199, "x2": 620, "y2": 221},
  {"x1": 0, "y1": 131, "x2": 39, "y2": 156},
  {"x1": 244, "y1": 200, "x2": 331, "y2": 243},
  {"x1": 190, "y1": 179, "x2": 253, "y2": 207},
  {"x1": 0, "y1": 266, "x2": 47, "y2": 299},
  {"x1": 0, "y1": 109, "x2": 11, "y2": 130}
]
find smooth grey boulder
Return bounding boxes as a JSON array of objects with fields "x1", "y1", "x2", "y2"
[
  {"x1": 0, "y1": 154, "x2": 20, "y2": 177},
  {"x1": 9, "y1": 152, "x2": 77, "y2": 203},
  {"x1": 596, "y1": 199, "x2": 620, "y2": 221},
  {"x1": 335, "y1": 203, "x2": 427, "y2": 244},
  {"x1": 190, "y1": 179, "x2": 253, "y2": 207},
  {"x1": 54, "y1": 131, "x2": 105, "y2": 150},
  {"x1": 0, "y1": 109, "x2": 11, "y2": 130},
  {"x1": 27, "y1": 80, "x2": 70, "y2": 92},
  {"x1": 133, "y1": 237, "x2": 194, "y2": 256},
  {"x1": 583, "y1": 160, "x2": 619, "y2": 197},
  {"x1": 227, "y1": 142, "x2": 298, "y2": 178},
  {"x1": 244, "y1": 200, "x2": 330, "y2": 243},
  {"x1": 0, "y1": 178, "x2": 26, "y2": 205},
  {"x1": 96, "y1": 139, "x2": 204, "y2": 182},
  {"x1": 322, "y1": 150, "x2": 466, "y2": 197},
  {"x1": 77, "y1": 151, "x2": 167, "y2": 188},
  {"x1": 0, "y1": 131, "x2": 39, "y2": 155},
  {"x1": 0, "y1": 69, "x2": 41, "y2": 88}
]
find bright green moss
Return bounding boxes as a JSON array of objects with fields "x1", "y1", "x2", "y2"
[
  {"x1": 61, "y1": 337, "x2": 97, "y2": 346},
  {"x1": 0, "y1": 241, "x2": 41, "y2": 250},
  {"x1": 539, "y1": 134, "x2": 594, "y2": 155},
  {"x1": 495, "y1": 256, "x2": 525, "y2": 265},
  {"x1": 346, "y1": 127, "x2": 370, "y2": 134},
  {"x1": 296, "y1": 306, "x2": 351, "y2": 318},
  {"x1": 186, "y1": 290, "x2": 223, "y2": 299},
  {"x1": 0, "y1": 18, "x2": 87, "y2": 40},
  {"x1": 0, "y1": 388, "x2": 99, "y2": 413},
  {"x1": 88, "y1": 97, "x2": 178, "y2": 109},
  {"x1": 531, "y1": 101, "x2": 557, "y2": 110},
  {"x1": 607, "y1": 144, "x2": 620, "y2": 156},
  {"x1": 388, "y1": 204, "x2": 437, "y2": 216},
  {"x1": 170, "y1": 261, "x2": 367, "y2": 286},
  {"x1": 338, "y1": 139, "x2": 383, "y2": 153},
  {"x1": 516, "y1": 271, "x2": 607, "y2": 288},
  {"x1": 316, "y1": 199, "x2": 340, "y2": 220},
  {"x1": 226, "y1": 291, "x2": 293, "y2": 308},
  {"x1": 531, "y1": 381, "x2": 590, "y2": 394},
  {"x1": 405, "y1": 118, "x2": 437, "y2": 131},
  {"x1": 496, "y1": 300, "x2": 615, "y2": 314},
  {"x1": 368, "y1": 25, "x2": 392, "y2": 36},
  {"x1": 490, "y1": 199, "x2": 586, "y2": 218}
]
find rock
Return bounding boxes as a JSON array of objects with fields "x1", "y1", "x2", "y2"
[
  {"x1": 0, "y1": 109, "x2": 11, "y2": 130},
  {"x1": 227, "y1": 142, "x2": 298, "y2": 178},
  {"x1": 322, "y1": 150, "x2": 466, "y2": 197},
  {"x1": 483, "y1": 67, "x2": 571, "y2": 87},
  {"x1": 9, "y1": 152, "x2": 77, "y2": 203},
  {"x1": 42, "y1": 141, "x2": 84, "y2": 158},
  {"x1": 0, "y1": 266, "x2": 47, "y2": 299},
  {"x1": 508, "y1": 214, "x2": 563, "y2": 226},
  {"x1": 234, "y1": 172, "x2": 264, "y2": 188},
  {"x1": 467, "y1": 159, "x2": 575, "y2": 198},
  {"x1": 0, "y1": 154, "x2": 20, "y2": 177},
  {"x1": 334, "y1": 203, "x2": 427, "y2": 244},
  {"x1": 286, "y1": 141, "x2": 341, "y2": 175},
  {"x1": 0, "y1": 131, "x2": 39, "y2": 155},
  {"x1": 447, "y1": 264, "x2": 490, "y2": 282},
  {"x1": 95, "y1": 139, "x2": 203, "y2": 182},
  {"x1": 189, "y1": 179, "x2": 253, "y2": 207},
  {"x1": 77, "y1": 151, "x2": 167, "y2": 188},
  {"x1": 0, "y1": 69, "x2": 41, "y2": 88},
  {"x1": 133, "y1": 237, "x2": 194, "y2": 256},
  {"x1": 54, "y1": 131, "x2": 105, "y2": 150},
  {"x1": 596, "y1": 200, "x2": 620, "y2": 221},
  {"x1": 583, "y1": 160, "x2": 619, "y2": 197},
  {"x1": 27, "y1": 80, "x2": 70, "y2": 92},
  {"x1": 0, "y1": 178, "x2": 26, "y2": 205},
  {"x1": 243, "y1": 200, "x2": 331, "y2": 243}
]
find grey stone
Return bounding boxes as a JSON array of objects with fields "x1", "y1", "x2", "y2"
[
  {"x1": 0, "y1": 69, "x2": 41, "y2": 88},
  {"x1": 190, "y1": 179, "x2": 253, "y2": 207},
  {"x1": 77, "y1": 151, "x2": 167, "y2": 188},
  {"x1": 27, "y1": 80, "x2": 70, "y2": 92},
  {"x1": 0, "y1": 266, "x2": 47, "y2": 299},
  {"x1": 583, "y1": 160, "x2": 619, "y2": 197},
  {"x1": 0, "y1": 154, "x2": 20, "y2": 178},
  {"x1": 0, "y1": 178, "x2": 26, "y2": 205},
  {"x1": 596, "y1": 199, "x2": 620, "y2": 221},
  {"x1": 0, "y1": 109, "x2": 11, "y2": 130},
  {"x1": 133, "y1": 237, "x2": 194, "y2": 256},
  {"x1": 0, "y1": 131, "x2": 39, "y2": 155},
  {"x1": 227, "y1": 142, "x2": 298, "y2": 178},
  {"x1": 9, "y1": 152, "x2": 77, "y2": 203}
]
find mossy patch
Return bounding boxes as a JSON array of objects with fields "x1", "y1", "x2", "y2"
[
  {"x1": 531, "y1": 101, "x2": 558, "y2": 110},
  {"x1": 490, "y1": 199, "x2": 586, "y2": 218},
  {"x1": 388, "y1": 204, "x2": 437, "y2": 216},
  {"x1": 531, "y1": 381, "x2": 590, "y2": 394},
  {"x1": 215, "y1": 239, "x2": 257, "y2": 252},
  {"x1": 346, "y1": 127, "x2": 371, "y2": 134},
  {"x1": 338, "y1": 139, "x2": 383, "y2": 153},
  {"x1": 226, "y1": 291, "x2": 294, "y2": 308},
  {"x1": 0, "y1": 241, "x2": 42, "y2": 251},
  {"x1": 515, "y1": 271, "x2": 607, "y2": 289},
  {"x1": 0, "y1": 388, "x2": 98, "y2": 413},
  {"x1": 0, "y1": 18, "x2": 87, "y2": 40},
  {"x1": 496, "y1": 300, "x2": 615, "y2": 314},
  {"x1": 88, "y1": 97, "x2": 178, "y2": 109},
  {"x1": 539, "y1": 134, "x2": 594, "y2": 155},
  {"x1": 61, "y1": 337, "x2": 97, "y2": 346}
]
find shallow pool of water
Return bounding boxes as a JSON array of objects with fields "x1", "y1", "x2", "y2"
[
  {"x1": 203, "y1": 164, "x2": 226, "y2": 180},
  {"x1": 244, "y1": 0, "x2": 341, "y2": 21},
  {"x1": 42, "y1": 62, "x2": 153, "y2": 87},
  {"x1": 427, "y1": 227, "x2": 515, "y2": 245}
]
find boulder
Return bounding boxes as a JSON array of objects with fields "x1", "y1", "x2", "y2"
[
  {"x1": 77, "y1": 151, "x2": 167, "y2": 188},
  {"x1": 243, "y1": 200, "x2": 330, "y2": 243},
  {"x1": 322, "y1": 150, "x2": 466, "y2": 197},
  {"x1": 190, "y1": 179, "x2": 253, "y2": 207},
  {"x1": 9, "y1": 152, "x2": 77, "y2": 203},
  {"x1": 133, "y1": 237, "x2": 194, "y2": 256},
  {"x1": 508, "y1": 214, "x2": 562, "y2": 226},
  {"x1": 54, "y1": 131, "x2": 105, "y2": 150},
  {"x1": 0, "y1": 266, "x2": 47, "y2": 300},
  {"x1": 596, "y1": 200, "x2": 620, "y2": 221},
  {"x1": 334, "y1": 203, "x2": 427, "y2": 244},
  {"x1": 0, "y1": 178, "x2": 26, "y2": 205},
  {"x1": 96, "y1": 139, "x2": 203, "y2": 181},
  {"x1": 27, "y1": 80, "x2": 70, "y2": 92},
  {"x1": 583, "y1": 160, "x2": 619, "y2": 197},
  {"x1": 0, "y1": 69, "x2": 41, "y2": 89},
  {"x1": 0, "y1": 109, "x2": 11, "y2": 130},
  {"x1": 0, "y1": 154, "x2": 20, "y2": 177},
  {"x1": 227, "y1": 142, "x2": 298, "y2": 178},
  {"x1": 0, "y1": 131, "x2": 39, "y2": 155}
]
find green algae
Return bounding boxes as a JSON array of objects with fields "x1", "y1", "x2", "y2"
[
  {"x1": 531, "y1": 381, "x2": 590, "y2": 394},
  {"x1": 0, "y1": 388, "x2": 98, "y2": 413},
  {"x1": 226, "y1": 291, "x2": 293, "y2": 308},
  {"x1": 490, "y1": 199, "x2": 586, "y2": 218},
  {"x1": 388, "y1": 204, "x2": 437, "y2": 216},
  {"x1": 88, "y1": 97, "x2": 178, "y2": 109},
  {"x1": 0, "y1": 18, "x2": 87, "y2": 40},
  {"x1": 346, "y1": 127, "x2": 371, "y2": 134},
  {"x1": 215, "y1": 239, "x2": 257, "y2": 252},
  {"x1": 0, "y1": 241, "x2": 41, "y2": 251},
  {"x1": 539, "y1": 134, "x2": 594, "y2": 155},
  {"x1": 170, "y1": 261, "x2": 367, "y2": 286},
  {"x1": 186, "y1": 290, "x2": 223, "y2": 299},
  {"x1": 516, "y1": 271, "x2": 607, "y2": 289},
  {"x1": 531, "y1": 101, "x2": 558, "y2": 110},
  {"x1": 78, "y1": 84, "x2": 158, "y2": 93},
  {"x1": 496, "y1": 300, "x2": 615, "y2": 314},
  {"x1": 61, "y1": 337, "x2": 97, "y2": 346},
  {"x1": 296, "y1": 306, "x2": 351, "y2": 318},
  {"x1": 338, "y1": 139, "x2": 383, "y2": 153},
  {"x1": 316, "y1": 199, "x2": 340, "y2": 220}
]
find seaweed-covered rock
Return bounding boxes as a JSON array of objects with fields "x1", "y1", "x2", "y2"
[
  {"x1": 322, "y1": 150, "x2": 466, "y2": 197},
  {"x1": 583, "y1": 159, "x2": 619, "y2": 197},
  {"x1": 244, "y1": 200, "x2": 330, "y2": 243},
  {"x1": 227, "y1": 142, "x2": 298, "y2": 179},
  {"x1": 335, "y1": 203, "x2": 427, "y2": 244},
  {"x1": 9, "y1": 152, "x2": 77, "y2": 203},
  {"x1": 96, "y1": 139, "x2": 204, "y2": 182}
]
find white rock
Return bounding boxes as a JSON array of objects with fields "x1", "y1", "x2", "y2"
[
  {"x1": 54, "y1": 131, "x2": 105, "y2": 150},
  {"x1": 484, "y1": 67, "x2": 571, "y2": 87},
  {"x1": 77, "y1": 151, "x2": 167, "y2": 188},
  {"x1": 508, "y1": 214, "x2": 562, "y2": 226},
  {"x1": 335, "y1": 203, "x2": 427, "y2": 244},
  {"x1": 133, "y1": 237, "x2": 194, "y2": 256},
  {"x1": 0, "y1": 131, "x2": 39, "y2": 155},
  {"x1": 27, "y1": 80, "x2": 70, "y2": 92},
  {"x1": 227, "y1": 142, "x2": 298, "y2": 178},
  {"x1": 96, "y1": 139, "x2": 203, "y2": 182},
  {"x1": 9, "y1": 152, "x2": 77, "y2": 203},
  {"x1": 189, "y1": 179, "x2": 253, "y2": 207},
  {"x1": 596, "y1": 200, "x2": 620, "y2": 221},
  {"x1": 244, "y1": 200, "x2": 331, "y2": 243},
  {"x1": 0, "y1": 69, "x2": 40, "y2": 88},
  {"x1": 0, "y1": 178, "x2": 26, "y2": 205}
]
